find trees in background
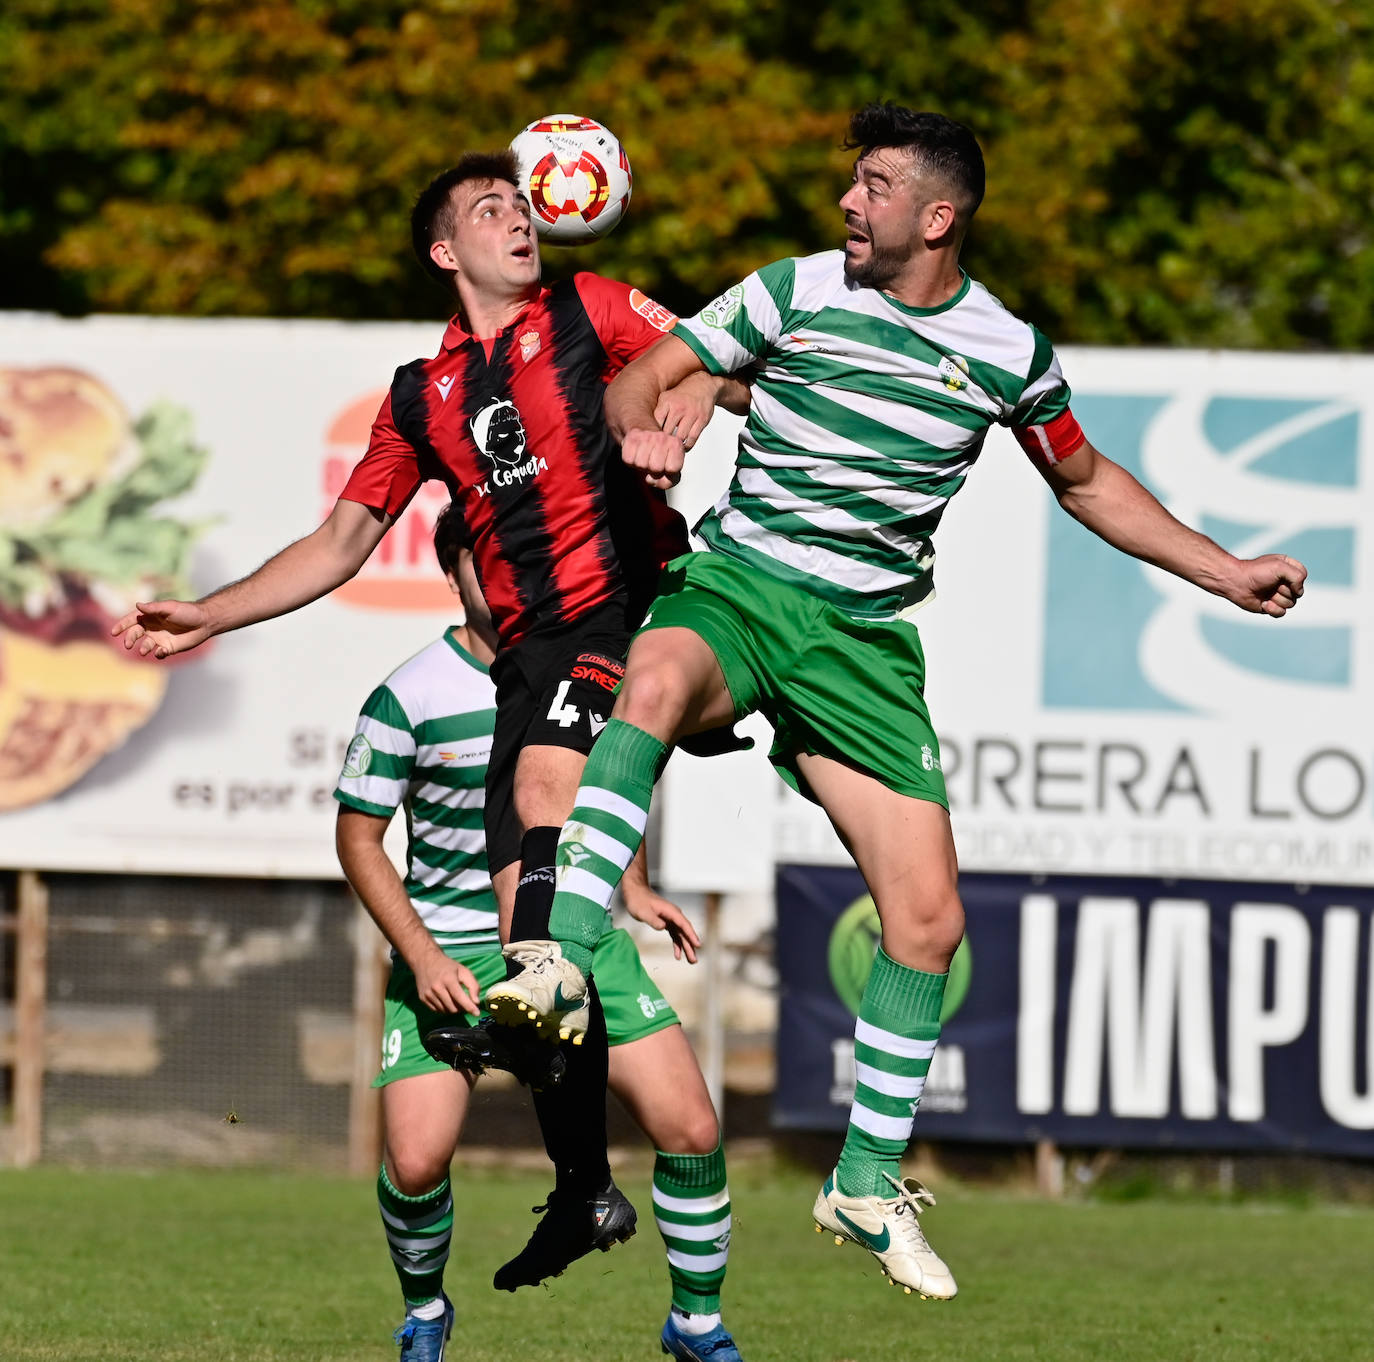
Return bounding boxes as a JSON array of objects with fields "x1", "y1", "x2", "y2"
[{"x1": 2, "y1": 0, "x2": 1370, "y2": 348}]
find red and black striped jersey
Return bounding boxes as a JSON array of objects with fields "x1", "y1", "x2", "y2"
[{"x1": 341, "y1": 273, "x2": 689, "y2": 649}]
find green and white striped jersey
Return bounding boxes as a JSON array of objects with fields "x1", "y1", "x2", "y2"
[
  {"x1": 334, "y1": 628, "x2": 498, "y2": 952},
  {"x1": 677, "y1": 250, "x2": 1072, "y2": 619}
]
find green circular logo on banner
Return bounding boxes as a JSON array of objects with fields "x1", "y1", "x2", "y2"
[{"x1": 826, "y1": 894, "x2": 971, "y2": 1023}]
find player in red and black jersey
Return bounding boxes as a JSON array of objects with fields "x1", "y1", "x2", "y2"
[{"x1": 110, "y1": 149, "x2": 751, "y2": 1357}]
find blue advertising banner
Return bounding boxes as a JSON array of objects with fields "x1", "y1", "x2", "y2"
[{"x1": 775, "y1": 867, "x2": 1374, "y2": 1157}]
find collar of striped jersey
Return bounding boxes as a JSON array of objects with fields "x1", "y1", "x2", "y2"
[{"x1": 444, "y1": 626, "x2": 491, "y2": 675}]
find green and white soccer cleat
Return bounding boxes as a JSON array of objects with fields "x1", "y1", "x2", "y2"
[
  {"x1": 483, "y1": 940, "x2": 590, "y2": 1043},
  {"x1": 812, "y1": 1171, "x2": 958, "y2": 1300}
]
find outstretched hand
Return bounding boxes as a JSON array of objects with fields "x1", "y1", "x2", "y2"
[
  {"x1": 110, "y1": 599, "x2": 214, "y2": 659},
  {"x1": 1226, "y1": 554, "x2": 1307, "y2": 617},
  {"x1": 623, "y1": 887, "x2": 701, "y2": 964}
]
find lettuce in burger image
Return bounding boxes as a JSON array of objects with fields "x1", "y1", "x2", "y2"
[{"x1": 0, "y1": 366, "x2": 209, "y2": 810}]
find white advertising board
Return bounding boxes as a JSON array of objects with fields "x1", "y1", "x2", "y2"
[
  {"x1": 0, "y1": 313, "x2": 459, "y2": 877},
  {"x1": 662, "y1": 349, "x2": 1373, "y2": 890},
  {"x1": 1, "y1": 317, "x2": 1368, "y2": 888}
]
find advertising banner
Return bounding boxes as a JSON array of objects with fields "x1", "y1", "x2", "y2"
[
  {"x1": 0, "y1": 313, "x2": 460, "y2": 876},
  {"x1": 775, "y1": 865, "x2": 1374, "y2": 1156},
  {"x1": 1, "y1": 316, "x2": 1368, "y2": 888},
  {"x1": 665, "y1": 348, "x2": 1374, "y2": 890}
]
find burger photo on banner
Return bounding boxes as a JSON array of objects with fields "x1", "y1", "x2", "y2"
[{"x1": 0, "y1": 367, "x2": 210, "y2": 811}]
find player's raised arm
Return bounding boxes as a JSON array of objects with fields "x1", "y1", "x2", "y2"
[
  {"x1": 606, "y1": 333, "x2": 711, "y2": 489},
  {"x1": 111, "y1": 497, "x2": 392, "y2": 659},
  {"x1": 1035, "y1": 436, "x2": 1308, "y2": 617}
]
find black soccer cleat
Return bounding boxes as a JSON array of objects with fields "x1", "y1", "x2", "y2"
[
  {"x1": 492, "y1": 1179, "x2": 638, "y2": 1292},
  {"x1": 422, "y1": 1015, "x2": 568, "y2": 1090}
]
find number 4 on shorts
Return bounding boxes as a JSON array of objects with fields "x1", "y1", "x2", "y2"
[{"x1": 547, "y1": 680, "x2": 580, "y2": 728}]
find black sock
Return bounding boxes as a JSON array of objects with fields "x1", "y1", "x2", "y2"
[
  {"x1": 532, "y1": 977, "x2": 611, "y2": 1197},
  {"x1": 507, "y1": 826, "x2": 559, "y2": 973},
  {"x1": 509, "y1": 824, "x2": 612, "y2": 1197}
]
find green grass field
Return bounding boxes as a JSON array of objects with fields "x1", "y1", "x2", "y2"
[{"x1": 2, "y1": 1158, "x2": 1371, "y2": 1361}]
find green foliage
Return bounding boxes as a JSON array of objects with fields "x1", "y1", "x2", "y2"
[{"x1": 2, "y1": 0, "x2": 1372, "y2": 347}]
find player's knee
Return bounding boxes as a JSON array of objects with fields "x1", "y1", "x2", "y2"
[
  {"x1": 658, "y1": 1106, "x2": 721, "y2": 1156},
  {"x1": 882, "y1": 892, "x2": 965, "y2": 971},
  {"x1": 386, "y1": 1148, "x2": 450, "y2": 1197},
  {"x1": 616, "y1": 662, "x2": 692, "y2": 732}
]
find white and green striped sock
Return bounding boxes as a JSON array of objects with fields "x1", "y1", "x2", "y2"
[
  {"x1": 653, "y1": 1143, "x2": 731, "y2": 1315},
  {"x1": 377, "y1": 1166, "x2": 453, "y2": 1307},
  {"x1": 549, "y1": 719, "x2": 667, "y2": 975},
  {"x1": 836, "y1": 948, "x2": 946, "y2": 1199}
]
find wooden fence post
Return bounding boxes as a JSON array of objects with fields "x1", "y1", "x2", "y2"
[
  {"x1": 13, "y1": 870, "x2": 48, "y2": 1168},
  {"x1": 348, "y1": 894, "x2": 386, "y2": 1176}
]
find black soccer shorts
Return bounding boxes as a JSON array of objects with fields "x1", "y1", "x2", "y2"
[{"x1": 484, "y1": 606, "x2": 631, "y2": 875}]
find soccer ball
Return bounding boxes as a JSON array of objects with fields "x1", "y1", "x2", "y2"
[{"x1": 510, "y1": 115, "x2": 632, "y2": 245}]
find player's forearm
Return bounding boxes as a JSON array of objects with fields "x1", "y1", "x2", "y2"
[
  {"x1": 199, "y1": 500, "x2": 387, "y2": 636},
  {"x1": 1058, "y1": 456, "x2": 1239, "y2": 596},
  {"x1": 621, "y1": 838, "x2": 654, "y2": 908},
  {"x1": 606, "y1": 357, "x2": 670, "y2": 442},
  {"x1": 337, "y1": 825, "x2": 444, "y2": 974},
  {"x1": 714, "y1": 374, "x2": 752, "y2": 416}
]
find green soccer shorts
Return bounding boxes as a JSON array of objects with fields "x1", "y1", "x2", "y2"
[
  {"x1": 640, "y1": 551, "x2": 948, "y2": 807},
  {"x1": 374, "y1": 926, "x2": 680, "y2": 1087}
]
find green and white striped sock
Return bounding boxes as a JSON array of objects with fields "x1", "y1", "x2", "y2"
[
  {"x1": 652, "y1": 1143, "x2": 731, "y2": 1315},
  {"x1": 549, "y1": 719, "x2": 667, "y2": 975},
  {"x1": 835, "y1": 948, "x2": 947, "y2": 1199},
  {"x1": 377, "y1": 1166, "x2": 453, "y2": 1307}
]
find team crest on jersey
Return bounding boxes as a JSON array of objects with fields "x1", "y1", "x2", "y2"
[
  {"x1": 939, "y1": 355, "x2": 971, "y2": 392},
  {"x1": 629, "y1": 289, "x2": 678, "y2": 332},
  {"x1": 518, "y1": 329, "x2": 541, "y2": 362},
  {"x1": 700, "y1": 283, "x2": 744, "y2": 329},
  {"x1": 342, "y1": 734, "x2": 373, "y2": 778}
]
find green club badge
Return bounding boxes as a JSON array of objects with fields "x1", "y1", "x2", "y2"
[
  {"x1": 341, "y1": 733, "x2": 373, "y2": 778},
  {"x1": 826, "y1": 894, "x2": 971, "y2": 1023}
]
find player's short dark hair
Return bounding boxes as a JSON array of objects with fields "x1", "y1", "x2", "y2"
[
  {"x1": 411, "y1": 150, "x2": 521, "y2": 286},
  {"x1": 433, "y1": 501, "x2": 472, "y2": 576},
  {"x1": 844, "y1": 103, "x2": 985, "y2": 217}
]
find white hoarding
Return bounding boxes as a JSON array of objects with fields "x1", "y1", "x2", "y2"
[
  {"x1": 1, "y1": 317, "x2": 1368, "y2": 888},
  {"x1": 663, "y1": 349, "x2": 1372, "y2": 890}
]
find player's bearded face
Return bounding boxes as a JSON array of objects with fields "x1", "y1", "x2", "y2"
[{"x1": 840, "y1": 149, "x2": 924, "y2": 289}]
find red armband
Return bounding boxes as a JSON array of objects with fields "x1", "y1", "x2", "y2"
[{"x1": 1012, "y1": 407, "x2": 1086, "y2": 468}]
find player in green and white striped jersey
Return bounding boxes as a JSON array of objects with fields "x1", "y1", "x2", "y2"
[
  {"x1": 489, "y1": 101, "x2": 1309, "y2": 1302},
  {"x1": 336, "y1": 522, "x2": 745, "y2": 1362}
]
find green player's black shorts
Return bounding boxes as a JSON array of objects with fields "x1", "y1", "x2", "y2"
[
  {"x1": 374, "y1": 927, "x2": 679, "y2": 1087},
  {"x1": 641, "y1": 551, "x2": 947, "y2": 807}
]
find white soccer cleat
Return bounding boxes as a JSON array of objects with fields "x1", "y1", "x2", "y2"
[
  {"x1": 812, "y1": 1171, "x2": 958, "y2": 1300},
  {"x1": 483, "y1": 941, "x2": 590, "y2": 1044}
]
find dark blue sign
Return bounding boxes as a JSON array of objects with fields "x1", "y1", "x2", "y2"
[{"x1": 774, "y1": 867, "x2": 1374, "y2": 1157}]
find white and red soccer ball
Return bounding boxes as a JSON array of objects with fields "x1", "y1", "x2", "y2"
[{"x1": 510, "y1": 115, "x2": 632, "y2": 245}]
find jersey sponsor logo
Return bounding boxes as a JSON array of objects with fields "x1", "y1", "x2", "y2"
[
  {"x1": 341, "y1": 733, "x2": 373, "y2": 778},
  {"x1": 575, "y1": 652, "x2": 625, "y2": 676},
  {"x1": 629, "y1": 289, "x2": 678, "y2": 333},
  {"x1": 920, "y1": 743, "x2": 941, "y2": 771},
  {"x1": 700, "y1": 283, "x2": 744, "y2": 330},
  {"x1": 570, "y1": 663, "x2": 621, "y2": 692},
  {"x1": 469, "y1": 396, "x2": 549, "y2": 490},
  {"x1": 518, "y1": 329, "x2": 541, "y2": 362},
  {"x1": 636, "y1": 991, "x2": 670, "y2": 1019},
  {"x1": 434, "y1": 373, "x2": 456, "y2": 401},
  {"x1": 938, "y1": 355, "x2": 970, "y2": 392},
  {"x1": 469, "y1": 397, "x2": 528, "y2": 467}
]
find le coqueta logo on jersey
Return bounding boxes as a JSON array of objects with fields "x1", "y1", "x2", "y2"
[{"x1": 469, "y1": 396, "x2": 547, "y2": 495}]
